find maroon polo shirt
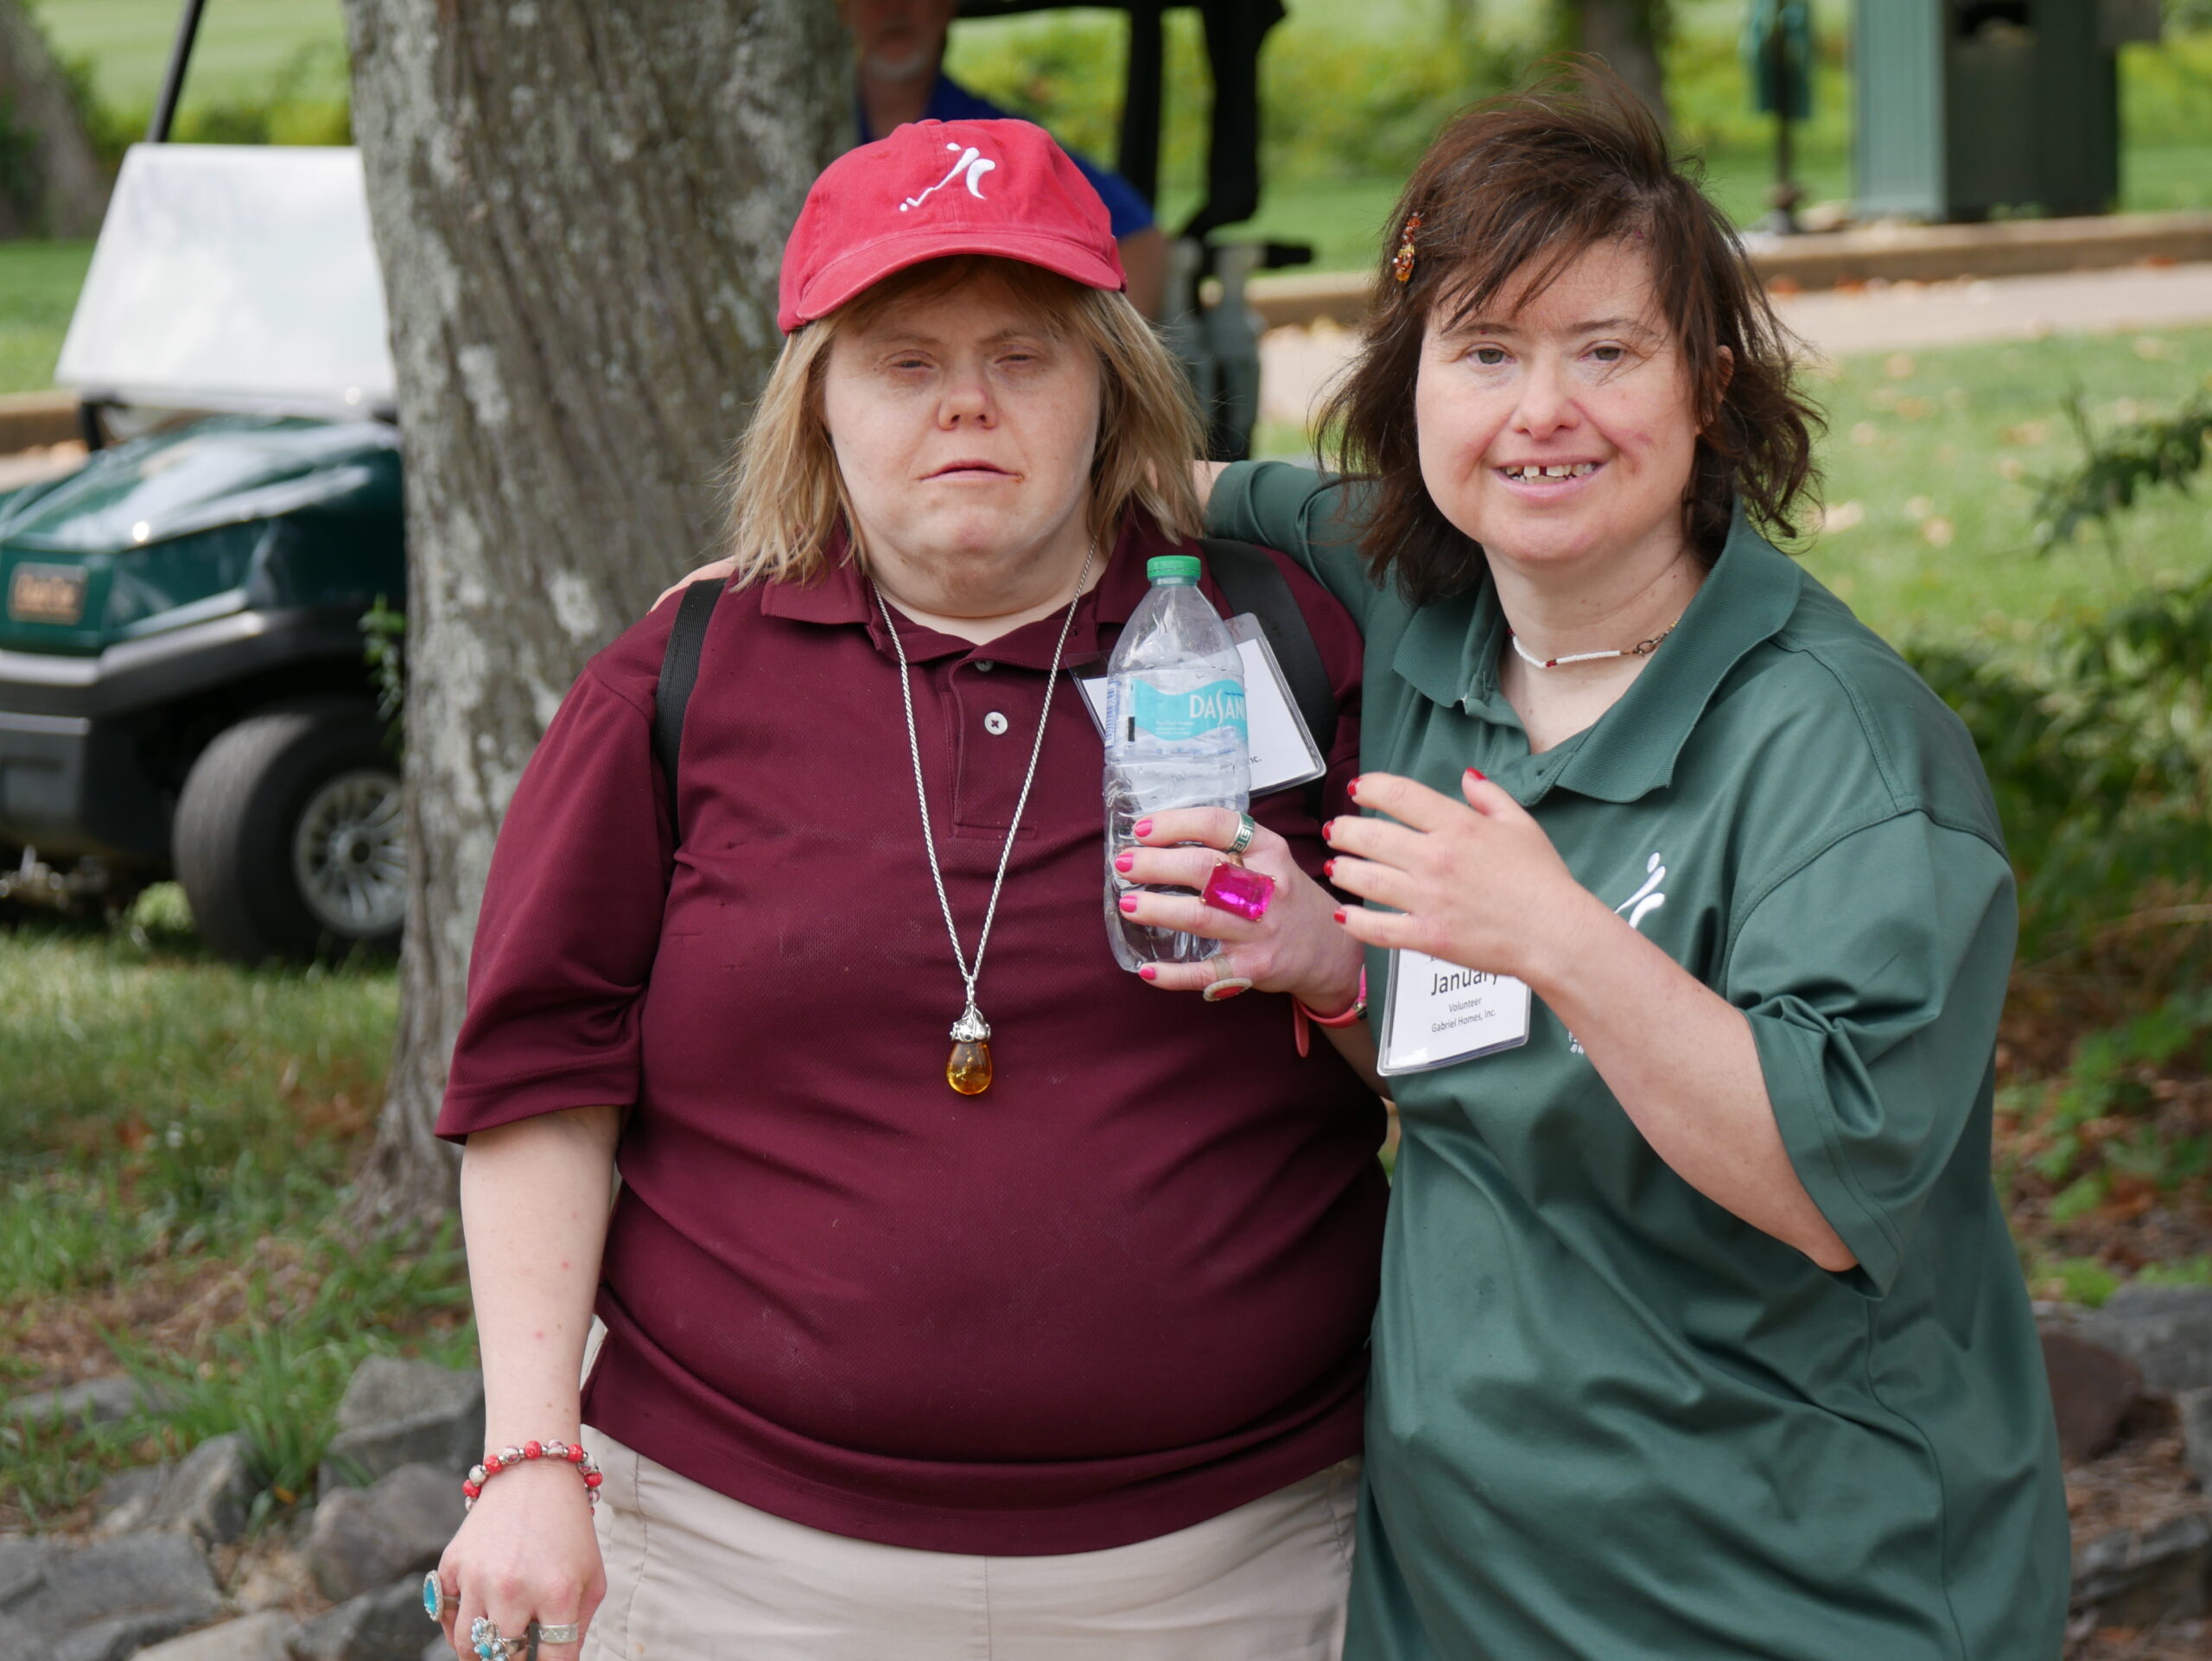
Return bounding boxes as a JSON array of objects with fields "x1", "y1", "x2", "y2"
[{"x1": 438, "y1": 515, "x2": 1387, "y2": 1555}]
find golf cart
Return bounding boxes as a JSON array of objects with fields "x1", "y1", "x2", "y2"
[{"x1": 0, "y1": 0, "x2": 1298, "y2": 964}]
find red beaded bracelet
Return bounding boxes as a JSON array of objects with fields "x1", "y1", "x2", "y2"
[
  {"x1": 462, "y1": 1439, "x2": 603, "y2": 1511},
  {"x1": 1293, "y1": 967, "x2": 1367, "y2": 1058}
]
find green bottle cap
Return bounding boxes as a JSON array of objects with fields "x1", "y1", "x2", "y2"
[{"x1": 1147, "y1": 555, "x2": 1202, "y2": 585}]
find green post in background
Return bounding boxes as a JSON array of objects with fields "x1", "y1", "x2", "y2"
[
  {"x1": 1853, "y1": 0, "x2": 2158, "y2": 224},
  {"x1": 1744, "y1": 0, "x2": 1815, "y2": 232}
]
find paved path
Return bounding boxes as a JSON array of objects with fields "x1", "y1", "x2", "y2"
[{"x1": 1258, "y1": 260, "x2": 2212, "y2": 430}]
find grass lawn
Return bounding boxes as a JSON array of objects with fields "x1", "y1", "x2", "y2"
[
  {"x1": 0, "y1": 888, "x2": 467, "y2": 1531},
  {"x1": 1804, "y1": 323, "x2": 2212, "y2": 651},
  {"x1": 33, "y1": 0, "x2": 346, "y2": 111},
  {"x1": 0, "y1": 241, "x2": 92, "y2": 398}
]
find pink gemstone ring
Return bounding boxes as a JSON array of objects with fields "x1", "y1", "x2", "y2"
[{"x1": 1201, "y1": 861, "x2": 1275, "y2": 922}]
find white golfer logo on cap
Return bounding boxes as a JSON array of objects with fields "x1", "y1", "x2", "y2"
[{"x1": 902, "y1": 143, "x2": 996, "y2": 213}]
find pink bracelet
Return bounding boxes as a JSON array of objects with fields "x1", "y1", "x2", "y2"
[
  {"x1": 1293, "y1": 967, "x2": 1367, "y2": 1058},
  {"x1": 462, "y1": 1439, "x2": 603, "y2": 1510}
]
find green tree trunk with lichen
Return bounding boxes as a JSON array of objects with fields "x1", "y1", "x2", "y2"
[{"x1": 340, "y1": 0, "x2": 849, "y2": 1227}]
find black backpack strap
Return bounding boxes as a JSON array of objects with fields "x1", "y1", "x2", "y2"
[
  {"x1": 1200, "y1": 537, "x2": 1338, "y2": 762},
  {"x1": 652, "y1": 579, "x2": 725, "y2": 837}
]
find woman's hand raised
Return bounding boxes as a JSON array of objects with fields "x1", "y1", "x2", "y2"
[
  {"x1": 1119, "y1": 806, "x2": 1363, "y2": 1012},
  {"x1": 1324, "y1": 771, "x2": 1606, "y2": 990},
  {"x1": 434, "y1": 1460, "x2": 605, "y2": 1661}
]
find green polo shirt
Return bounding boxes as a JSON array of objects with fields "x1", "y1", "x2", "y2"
[{"x1": 1212, "y1": 463, "x2": 2068, "y2": 1661}]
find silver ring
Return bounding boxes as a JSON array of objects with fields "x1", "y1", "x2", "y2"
[
  {"x1": 471, "y1": 1616, "x2": 514, "y2": 1660},
  {"x1": 533, "y1": 1623, "x2": 581, "y2": 1646},
  {"x1": 423, "y1": 1572, "x2": 448, "y2": 1624},
  {"x1": 1226, "y1": 813, "x2": 1257, "y2": 856}
]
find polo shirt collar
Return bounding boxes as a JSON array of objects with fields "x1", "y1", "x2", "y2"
[
  {"x1": 756, "y1": 517, "x2": 1160, "y2": 671},
  {"x1": 1397, "y1": 502, "x2": 1804, "y2": 805}
]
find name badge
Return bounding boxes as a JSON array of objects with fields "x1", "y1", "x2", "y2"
[
  {"x1": 1074, "y1": 614, "x2": 1326, "y2": 797},
  {"x1": 1377, "y1": 949, "x2": 1532, "y2": 1076}
]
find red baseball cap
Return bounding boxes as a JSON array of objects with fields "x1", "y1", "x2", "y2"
[{"x1": 777, "y1": 118, "x2": 1126, "y2": 334}]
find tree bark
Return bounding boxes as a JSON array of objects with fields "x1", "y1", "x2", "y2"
[
  {"x1": 342, "y1": 0, "x2": 848, "y2": 1228},
  {"x1": 0, "y1": 0, "x2": 107, "y2": 239},
  {"x1": 1565, "y1": 0, "x2": 1670, "y2": 129}
]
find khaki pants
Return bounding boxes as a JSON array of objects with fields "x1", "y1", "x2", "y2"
[{"x1": 580, "y1": 1428, "x2": 1358, "y2": 1661}]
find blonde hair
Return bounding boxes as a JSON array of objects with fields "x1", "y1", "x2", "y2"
[{"x1": 722, "y1": 256, "x2": 1204, "y2": 587}]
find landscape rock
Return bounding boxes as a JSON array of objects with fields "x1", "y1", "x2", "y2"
[
  {"x1": 2178, "y1": 1386, "x2": 2212, "y2": 1487},
  {"x1": 0, "y1": 1537, "x2": 58, "y2": 1608},
  {"x1": 285, "y1": 1578, "x2": 433, "y2": 1661},
  {"x1": 0, "y1": 1532, "x2": 220, "y2": 1661},
  {"x1": 2072, "y1": 1509, "x2": 2212, "y2": 1626},
  {"x1": 2044, "y1": 1287, "x2": 2212, "y2": 1396},
  {"x1": 2, "y1": 1378, "x2": 161, "y2": 1430},
  {"x1": 142, "y1": 1435, "x2": 257, "y2": 1551},
  {"x1": 232, "y1": 1544, "x2": 318, "y2": 1616},
  {"x1": 306, "y1": 1464, "x2": 465, "y2": 1604},
  {"x1": 130, "y1": 1612, "x2": 297, "y2": 1661},
  {"x1": 2043, "y1": 1330, "x2": 2144, "y2": 1463},
  {"x1": 88, "y1": 1467, "x2": 171, "y2": 1538},
  {"x1": 317, "y1": 1361, "x2": 482, "y2": 1498}
]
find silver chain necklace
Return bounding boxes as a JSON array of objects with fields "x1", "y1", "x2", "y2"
[{"x1": 874, "y1": 545, "x2": 1094, "y2": 1097}]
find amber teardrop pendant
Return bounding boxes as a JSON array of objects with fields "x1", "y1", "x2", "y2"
[
  {"x1": 948, "y1": 1039, "x2": 993, "y2": 1094},
  {"x1": 947, "y1": 1005, "x2": 994, "y2": 1096}
]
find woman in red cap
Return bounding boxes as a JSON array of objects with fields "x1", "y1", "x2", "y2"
[{"x1": 423, "y1": 118, "x2": 1385, "y2": 1661}]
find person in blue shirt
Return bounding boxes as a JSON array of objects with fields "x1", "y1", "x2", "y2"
[{"x1": 847, "y1": 0, "x2": 1171, "y2": 316}]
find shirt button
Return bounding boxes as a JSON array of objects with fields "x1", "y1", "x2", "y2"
[
  {"x1": 975, "y1": 659, "x2": 996, "y2": 672},
  {"x1": 982, "y1": 711, "x2": 1010, "y2": 735}
]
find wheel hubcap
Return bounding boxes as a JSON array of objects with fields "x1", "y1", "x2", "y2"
[{"x1": 292, "y1": 769, "x2": 406, "y2": 937}]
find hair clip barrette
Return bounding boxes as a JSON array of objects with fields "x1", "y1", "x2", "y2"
[{"x1": 1392, "y1": 213, "x2": 1422, "y2": 283}]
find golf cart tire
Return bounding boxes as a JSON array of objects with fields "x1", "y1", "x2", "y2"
[{"x1": 174, "y1": 702, "x2": 404, "y2": 964}]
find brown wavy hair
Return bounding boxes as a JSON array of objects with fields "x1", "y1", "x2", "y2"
[{"x1": 1318, "y1": 63, "x2": 1822, "y2": 603}]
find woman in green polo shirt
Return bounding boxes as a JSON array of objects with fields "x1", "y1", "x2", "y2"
[{"x1": 1121, "y1": 71, "x2": 2069, "y2": 1661}]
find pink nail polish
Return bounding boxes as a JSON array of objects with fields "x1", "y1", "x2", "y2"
[
  {"x1": 1134, "y1": 818, "x2": 1154, "y2": 837},
  {"x1": 1332, "y1": 908, "x2": 1347, "y2": 926},
  {"x1": 1114, "y1": 852, "x2": 1135, "y2": 873},
  {"x1": 1347, "y1": 777, "x2": 1362, "y2": 799},
  {"x1": 1323, "y1": 858, "x2": 1337, "y2": 880},
  {"x1": 1139, "y1": 964, "x2": 1158, "y2": 981},
  {"x1": 1119, "y1": 895, "x2": 1140, "y2": 913}
]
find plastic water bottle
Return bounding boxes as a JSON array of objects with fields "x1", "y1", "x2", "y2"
[{"x1": 1103, "y1": 555, "x2": 1250, "y2": 971}]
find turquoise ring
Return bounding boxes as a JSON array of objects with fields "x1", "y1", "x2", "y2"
[{"x1": 423, "y1": 1571, "x2": 448, "y2": 1623}]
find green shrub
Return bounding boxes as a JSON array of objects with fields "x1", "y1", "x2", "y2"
[
  {"x1": 1908, "y1": 579, "x2": 2212, "y2": 956},
  {"x1": 948, "y1": 12, "x2": 1521, "y2": 210}
]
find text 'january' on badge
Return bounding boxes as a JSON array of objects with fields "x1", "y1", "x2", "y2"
[{"x1": 1377, "y1": 947, "x2": 1534, "y2": 1076}]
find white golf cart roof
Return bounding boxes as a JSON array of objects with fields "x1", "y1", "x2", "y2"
[{"x1": 56, "y1": 144, "x2": 395, "y2": 419}]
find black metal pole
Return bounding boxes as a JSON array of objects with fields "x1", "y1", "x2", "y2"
[
  {"x1": 147, "y1": 0, "x2": 209, "y2": 143},
  {"x1": 1769, "y1": 11, "x2": 1799, "y2": 233},
  {"x1": 1117, "y1": 0, "x2": 1163, "y2": 208}
]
